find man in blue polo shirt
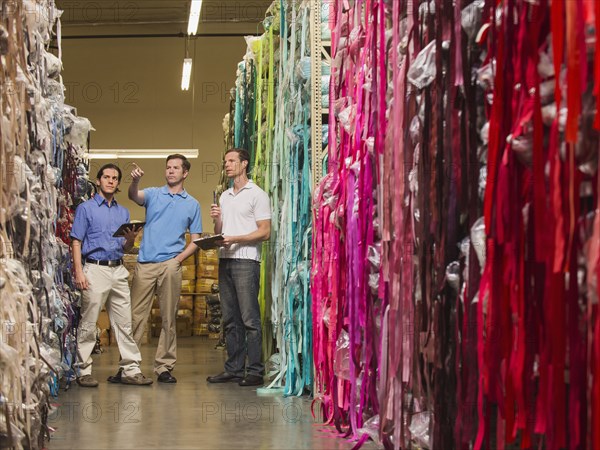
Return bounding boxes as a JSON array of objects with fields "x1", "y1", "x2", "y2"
[
  {"x1": 71, "y1": 163, "x2": 152, "y2": 387},
  {"x1": 125, "y1": 154, "x2": 202, "y2": 383}
]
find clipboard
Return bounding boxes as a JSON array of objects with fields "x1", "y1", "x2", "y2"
[
  {"x1": 112, "y1": 222, "x2": 145, "y2": 237},
  {"x1": 193, "y1": 234, "x2": 225, "y2": 250}
]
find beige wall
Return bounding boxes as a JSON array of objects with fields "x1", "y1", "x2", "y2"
[{"x1": 61, "y1": 36, "x2": 245, "y2": 227}]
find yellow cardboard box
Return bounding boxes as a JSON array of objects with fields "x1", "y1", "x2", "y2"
[
  {"x1": 195, "y1": 278, "x2": 216, "y2": 294},
  {"x1": 179, "y1": 295, "x2": 194, "y2": 310},
  {"x1": 181, "y1": 279, "x2": 195, "y2": 294},
  {"x1": 181, "y1": 265, "x2": 196, "y2": 280},
  {"x1": 198, "y1": 248, "x2": 219, "y2": 266},
  {"x1": 196, "y1": 262, "x2": 219, "y2": 280}
]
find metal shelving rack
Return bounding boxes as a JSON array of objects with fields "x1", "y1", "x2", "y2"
[{"x1": 310, "y1": 0, "x2": 331, "y2": 185}]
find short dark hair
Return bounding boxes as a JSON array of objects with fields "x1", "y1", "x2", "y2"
[
  {"x1": 225, "y1": 148, "x2": 250, "y2": 173},
  {"x1": 96, "y1": 163, "x2": 122, "y2": 182},
  {"x1": 167, "y1": 154, "x2": 191, "y2": 172}
]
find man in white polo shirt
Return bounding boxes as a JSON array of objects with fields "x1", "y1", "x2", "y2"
[{"x1": 207, "y1": 148, "x2": 271, "y2": 387}]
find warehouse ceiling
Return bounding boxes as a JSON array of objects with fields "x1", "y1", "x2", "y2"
[{"x1": 56, "y1": 0, "x2": 272, "y2": 37}]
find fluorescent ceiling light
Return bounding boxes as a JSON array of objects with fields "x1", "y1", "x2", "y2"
[
  {"x1": 187, "y1": 0, "x2": 202, "y2": 35},
  {"x1": 181, "y1": 58, "x2": 193, "y2": 90},
  {"x1": 87, "y1": 149, "x2": 199, "y2": 160}
]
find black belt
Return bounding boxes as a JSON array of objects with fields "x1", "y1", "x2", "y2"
[{"x1": 85, "y1": 258, "x2": 123, "y2": 267}]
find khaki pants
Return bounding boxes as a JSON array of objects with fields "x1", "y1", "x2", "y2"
[
  {"x1": 76, "y1": 264, "x2": 142, "y2": 377},
  {"x1": 131, "y1": 258, "x2": 182, "y2": 375}
]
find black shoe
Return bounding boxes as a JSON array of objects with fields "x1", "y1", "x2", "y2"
[
  {"x1": 107, "y1": 368, "x2": 123, "y2": 384},
  {"x1": 157, "y1": 371, "x2": 177, "y2": 383},
  {"x1": 238, "y1": 374, "x2": 264, "y2": 387},
  {"x1": 207, "y1": 371, "x2": 243, "y2": 383}
]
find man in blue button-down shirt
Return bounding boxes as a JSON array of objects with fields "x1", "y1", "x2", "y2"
[
  {"x1": 126, "y1": 154, "x2": 202, "y2": 383},
  {"x1": 71, "y1": 163, "x2": 152, "y2": 387}
]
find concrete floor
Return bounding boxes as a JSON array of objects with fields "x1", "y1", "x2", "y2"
[{"x1": 48, "y1": 337, "x2": 378, "y2": 450}]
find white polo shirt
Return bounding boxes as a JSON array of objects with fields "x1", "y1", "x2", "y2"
[{"x1": 219, "y1": 180, "x2": 271, "y2": 261}]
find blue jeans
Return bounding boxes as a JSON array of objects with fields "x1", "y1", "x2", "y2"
[{"x1": 219, "y1": 259, "x2": 263, "y2": 376}]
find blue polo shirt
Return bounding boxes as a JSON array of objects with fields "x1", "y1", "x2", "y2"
[
  {"x1": 70, "y1": 194, "x2": 129, "y2": 260},
  {"x1": 138, "y1": 186, "x2": 202, "y2": 263}
]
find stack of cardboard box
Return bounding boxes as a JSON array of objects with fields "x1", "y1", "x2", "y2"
[
  {"x1": 177, "y1": 233, "x2": 196, "y2": 336},
  {"x1": 193, "y1": 247, "x2": 219, "y2": 336}
]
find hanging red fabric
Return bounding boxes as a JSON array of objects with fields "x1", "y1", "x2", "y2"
[
  {"x1": 595, "y1": 0, "x2": 600, "y2": 129},
  {"x1": 528, "y1": 0, "x2": 548, "y2": 263},
  {"x1": 565, "y1": 0, "x2": 582, "y2": 143},
  {"x1": 551, "y1": 0, "x2": 565, "y2": 110},
  {"x1": 483, "y1": 4, "x2": 506, "y2": 234}
]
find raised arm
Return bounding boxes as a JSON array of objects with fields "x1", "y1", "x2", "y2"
[
  {"x1": 128, "y1": 162, "x2": 145, "y2": 206},
  {"x1": 210, "y1": 203, "x2": 222, "y2": 234}
]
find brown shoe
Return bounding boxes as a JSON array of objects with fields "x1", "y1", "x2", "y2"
[
  {"x1": 121, "y1": 373, "x2": 153, "y2": 386},
  {"x1": 77, "y1": 375, "x2": 99, "y2": 387}
]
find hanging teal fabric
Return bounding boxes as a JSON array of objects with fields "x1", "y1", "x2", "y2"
[
  {"x1": 263, "y1": 0, "x2": 313, "y2": 397},
  {"x1": 233, "y1": 61, "x2": 244, "y2": 148},
  {"x1": 267, "y1": 0, "x2": 288, "y2": 391},
  {"x1": 247, "y1": 61, "x2": 256, "y2": 160},
  {"x1": 224, "y1": 0, "x2": 313, "y2": 398}
]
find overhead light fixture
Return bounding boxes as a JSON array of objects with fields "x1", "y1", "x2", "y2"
[
  {"x1": 86, "y1": 149, "x2": 199, "y2": 160},
  {"x1": 181, "y1": 57, "x2": 193, "y2": 90},
  {"x1": 187, "y1": 0, "x2": 202, "y2": 35}
]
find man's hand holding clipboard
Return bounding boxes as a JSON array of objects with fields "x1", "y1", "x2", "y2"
[
  {"x1": 113, "y1": 222, "x2": 145, "y2": 237},
  {"x1": 193, "y1": 234, "x2": 225, "y2": 250}
]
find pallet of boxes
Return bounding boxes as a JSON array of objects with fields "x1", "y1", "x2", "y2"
[
  {"x1": 150, "y1": 233, "x2": 195, "y2": 338},
  {"x1": 194, "y1": 239, "x2": 221, "y2": 338}
]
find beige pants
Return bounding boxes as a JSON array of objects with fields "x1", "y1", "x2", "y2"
[
  {"x1": 76, "y1": 264, "x2": 142, "y2": 377},
  {"x1": 130, "y1": 258, "x2": 182, "y2": 375}
]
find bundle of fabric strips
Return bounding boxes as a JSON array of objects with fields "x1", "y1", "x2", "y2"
[
  {"x1": 1, "y1": 1, "x2": 92, "y2": 448},
  {"x1": 222, "y1": 0, "x2": 315, "y2": 396},
  {"x1": 312, "y1": 0, "x2": 599, "y2": 449}
]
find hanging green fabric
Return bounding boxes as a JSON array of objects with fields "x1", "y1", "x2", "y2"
[
  {"x1": 253, "y1": 39, "x2": 264, "y2": 176},
  {"x1": 258, "y1": 19, "x2": 278, "y2": 370},
  {"x1": 248, "y1": 61, "x2": 256, "y2": 159}
]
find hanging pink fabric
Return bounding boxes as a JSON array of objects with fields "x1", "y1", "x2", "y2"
[
  {"x1": 594, "y1": 307, "x2": 600, "y2": 450},
  {"x1": 593, "y1": 170, "x2": 600, "y2": 450}
]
